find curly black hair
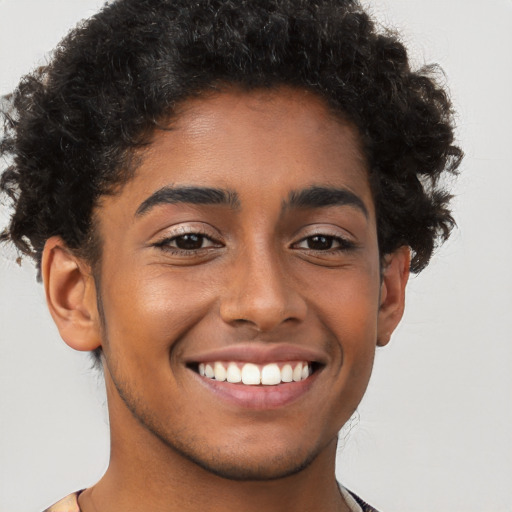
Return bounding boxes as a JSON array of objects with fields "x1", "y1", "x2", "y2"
[{"x1": 0, "y1": 0, "x2": 462, "y2": 276}]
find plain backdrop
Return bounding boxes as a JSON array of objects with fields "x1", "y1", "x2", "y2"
[{"x1": 1, "y1": 1, "x2": 511, "y2": 511}]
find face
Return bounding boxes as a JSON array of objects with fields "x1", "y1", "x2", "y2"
[{"x1": 85, "y1": 88, "x2": 402, "y2": 480}]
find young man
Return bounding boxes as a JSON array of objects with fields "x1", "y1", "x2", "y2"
[{"x1": 0, "y1": 1, "x2": 461, "y2": 511}]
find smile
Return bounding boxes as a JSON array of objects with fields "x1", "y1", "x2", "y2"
[{"x1": 197, "y1": 361, "x2": 312, "y2": 385}]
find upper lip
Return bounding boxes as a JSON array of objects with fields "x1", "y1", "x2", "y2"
[{"x1": 183, "y1": 343, "x2": 327, "y2": 365}]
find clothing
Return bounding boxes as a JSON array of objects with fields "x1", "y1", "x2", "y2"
[
  {"x1": 43, "y1": 487, "x2": 379, "y2": 512},
  {"x1": 43, "y1": 491, "x2": 82, "y2": 512},
  {"x1": 340, "y1": 486, "x2": 380, "y2": 512}
]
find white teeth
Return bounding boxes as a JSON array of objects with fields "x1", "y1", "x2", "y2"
[
  {"x1": 242, "y1": 363, "x2": 261, "y2": 385},
  {"x1": 198, "y1": 361, "x2": 313, "y2": 385},
  {"x1": 261, "y1": 363, "x2": 281, "y2": 385},
  {"x1": 205, "y1": 364, "x2": 214, "y2": 379},
  {"x1": 214, "y1": 362, "x2": 227, "y2": 382},
  {"x1": 292, "y1": 362, "x2": 303, "y2": 382},
  {"x1": 226, "y1": 362, "x2": 242, "y2": 383},
  {"x1": 281, "y1": 364, "x2": 293, "y2": 383}
]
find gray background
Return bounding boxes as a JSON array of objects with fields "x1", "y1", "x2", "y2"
[{"x1": 1, "y1": 1, "x2": 511, "y2": 510}]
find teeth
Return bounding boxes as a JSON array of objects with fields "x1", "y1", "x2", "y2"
[
  {"x1": 214, "y1": 362, "x2": 227, "y2": 382},
  {"x1": 292, "y1": 362, "x2": 303, "y2": 382},
  {"x1": 241, "y1": 363, "x2": 261, "y2": 385},
  {"x1": 226, "y1": 362, "x2": 242, "y2": 383},
  {"x1": 261, "y1": 363, "x2": 281, "y2": 385},
  {"x1": 281, "y1": 364, "x2": 293, "y2": 383},
  {"x1": 205, "y1": 364, "x2": 214, "y2": 379},
  {"x1": 198, "y1": 361, "x2": 312, "y2": 385}
]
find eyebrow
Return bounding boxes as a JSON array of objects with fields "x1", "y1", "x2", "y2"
[
  {"x1": 135, "y1": 186, "x2": 240, "y2": 216},
  {"x1": 286, "y1": 186, "x2": 369, "y2": 218}
]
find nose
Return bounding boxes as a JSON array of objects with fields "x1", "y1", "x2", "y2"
[{"x1": 219, "y1": 245, "x2": 307, "y2": 332}]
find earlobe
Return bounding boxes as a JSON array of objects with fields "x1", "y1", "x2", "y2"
[
  {"x1": 42, "y1": 236, "x2": 102, "y2": 351},
  {"x1": 376, "y1": 246, "x2": 410, "y2": 347}
]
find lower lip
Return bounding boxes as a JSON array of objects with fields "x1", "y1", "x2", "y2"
[{"x1": 191, "y1": 369, "x2": 320, "y2": 410}]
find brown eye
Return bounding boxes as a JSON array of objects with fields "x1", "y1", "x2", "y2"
[
  {"x1": 173, "y1": 234, "x2": 205, "y2": 250},
  {"x1": 306, "y1": 235, "x2": 335, "y2": 250},
  {"x1": 155, "y1": 232, "x2": 221, "y2": 252},
  {"x1": 293, "y1": 234, "x2": 354, "y2": 252}
]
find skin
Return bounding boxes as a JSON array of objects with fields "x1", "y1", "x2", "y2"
[{"x1": 42, "y1": 87, "x2": 409, "y2": 512}]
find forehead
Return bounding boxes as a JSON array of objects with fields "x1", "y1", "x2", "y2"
[{"x1": 98, "y1": 87, "x2": 373, "y2": 218}]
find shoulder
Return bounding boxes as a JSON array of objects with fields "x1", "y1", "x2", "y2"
[{"x1": 43, "y1": 491, "x2": 82, "y2": 512}]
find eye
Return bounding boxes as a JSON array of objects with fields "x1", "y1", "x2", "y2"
[
  {"x1": 155, "y1": 233, "x2": 221, "y2": 251},
  {"x1": 304, "y1": 235, "x2": 336, "y2": 251},
  {"x1": 294, "y1": 234, "x2": 354, "y2": 251},
  {"x1": 171, "y1": 233, "x2": 210, "y2": 250}
]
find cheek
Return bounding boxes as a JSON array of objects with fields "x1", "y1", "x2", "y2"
[
  {"x1": 302, "y1": 266, "x2": 380, "y2": 377},
  {"x1": 99, "y1": 266, "x2": 219, "y2": 364},
  {"x1": 305, "y1": 266, "x2": 381, "y2": 334}
]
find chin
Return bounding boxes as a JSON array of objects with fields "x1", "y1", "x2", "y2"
[{"x1": 170, "y1": 443, "x2": 320, "y2": 482}]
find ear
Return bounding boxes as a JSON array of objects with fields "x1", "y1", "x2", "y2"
[
  {"x1": 42, "y1": 236, "x2": 102, "y2": 351},
  {"x1": 376, "y1": 246, "x2": 410, "y2": 347}
]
